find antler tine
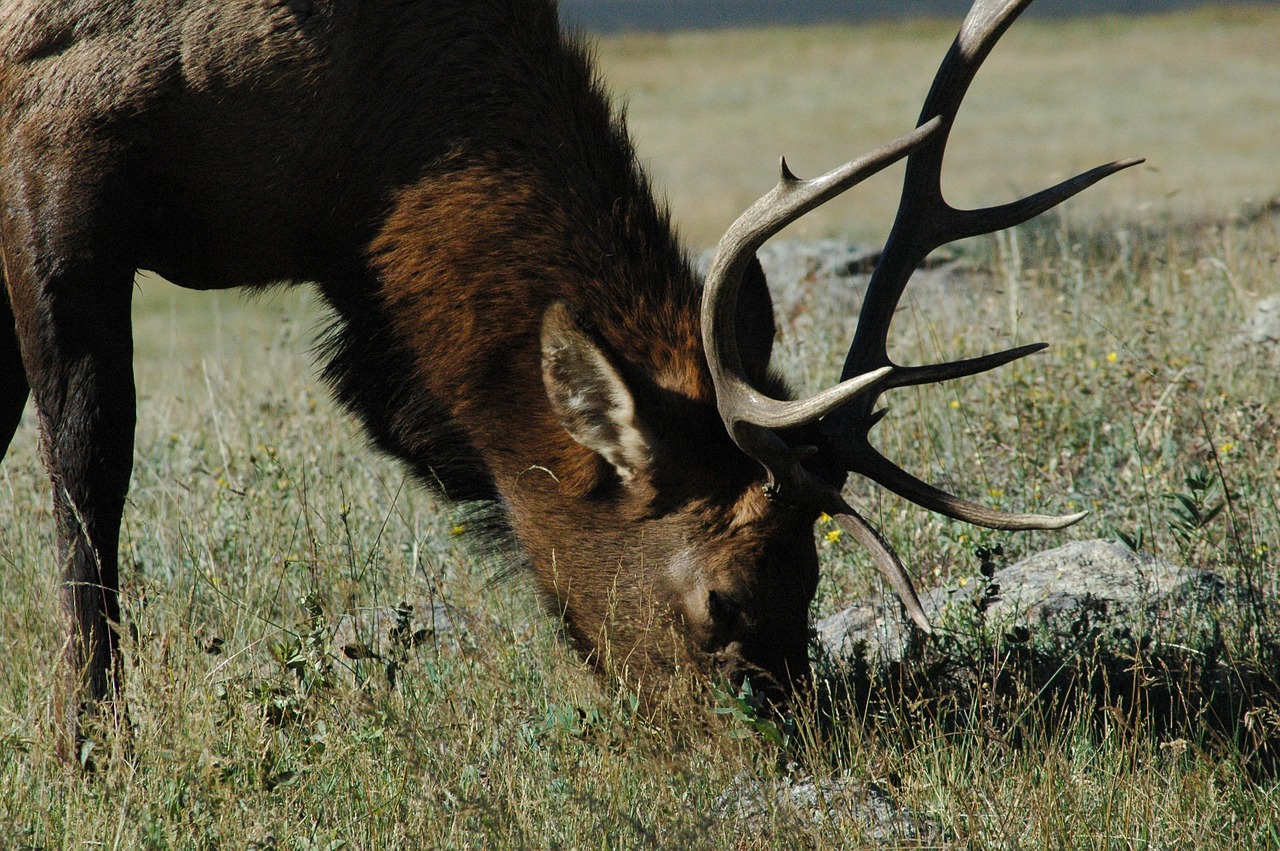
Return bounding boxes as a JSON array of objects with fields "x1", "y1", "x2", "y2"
[
  {"x1": 944, "y1": 157, "x2": 1145, "y2": 243},
  {"x1": 701, "y1": 118, "x2": 942, "y2": 501},
  {"x1": 834, "y1": 510, "x2": 932, "y2": 632},
  {"x1": 882, "y1": 342, "x2": 1046, "y2": 391},
  {"x1": 841, "y1": 436, "x2": 1087, "y2": 530}
]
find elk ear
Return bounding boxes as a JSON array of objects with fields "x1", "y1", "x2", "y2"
[
  {"x1": 541, "y1": 302, "x2": 653, "y2": 483},
  {"x1": 735, "y1": 256, "x2": 776, "y2": 383}
]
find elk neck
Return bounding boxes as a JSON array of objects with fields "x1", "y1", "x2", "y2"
[{"x1": 321, "y1": 11, "x2": 720, "y2": 518}]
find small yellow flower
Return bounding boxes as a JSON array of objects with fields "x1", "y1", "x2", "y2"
[
  {"x1": 450, "y1": 524, "x2": 467, "y2": 537},
  {"x1": 1220, "y1": 442, "x2": 1235, "y2": 454},
  {"x1": 949, "y1": 400, "x2": 961, "y2": 410},
  {"x1": 1106, "y1": 351, "x2": 1118, "y2": 363},
  {"x1": 818, "y1": 512, "x2": 833, "y2": 524},
  {"x1": 824, "y1": 529, "x2": 842, "y2": 544}
]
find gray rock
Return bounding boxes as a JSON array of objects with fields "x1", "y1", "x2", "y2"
[
  {"x1": 815, "y1": 591, "x2": 923, "y2": 668},
  {"x1": 969, "y1": 538, "x2": 1226, "y2": 638},
  {"x1": 696, "y1": 238, "x2": 978, "y2": 322},
  {"x1": 717, "y1": 773, "x2": 938, "y2": 841},
  {"x1": 695, "y1": 239, "x2": 878, "y2": 316},
  {"x1": 817, "y1": 539, "x2": 1230, "y2": 667},
  {"x1": 1236, "y1": 294, "x2": 1280, "y2": 365}
]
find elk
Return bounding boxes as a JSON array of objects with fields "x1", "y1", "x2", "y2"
[{"x1": 0, "y1": 0, "x2": 1136, "y2": 752}]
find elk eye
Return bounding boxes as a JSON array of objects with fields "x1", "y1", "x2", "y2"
[{"x1": 706, "y1": 589, "x2": 741, "y2": 626}]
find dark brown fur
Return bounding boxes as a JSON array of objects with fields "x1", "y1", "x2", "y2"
[{"x1": 0, "y1": 0, "x2": 820, "y2": 750}]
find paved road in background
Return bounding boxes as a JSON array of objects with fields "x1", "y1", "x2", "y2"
[{"x1": 560, "y1": 0, "x2": 1277, "y2": 32}]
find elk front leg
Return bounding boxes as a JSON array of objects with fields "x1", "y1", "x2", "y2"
[{"x1": 3, "y1": 233, "x2": 137, "y2": 759}]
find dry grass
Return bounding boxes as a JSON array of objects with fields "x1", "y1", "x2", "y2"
[{"x1": 3, "y1": 7, "x2": 1280, "y2": 848}]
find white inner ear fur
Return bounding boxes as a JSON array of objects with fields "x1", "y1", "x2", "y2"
[{"x1": 541, "y1": 302, "x2": 653, "y2": 482}]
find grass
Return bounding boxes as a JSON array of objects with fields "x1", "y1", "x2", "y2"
[{"x1": 3, "y1": 7, "x2": 1280, "y2": 848}]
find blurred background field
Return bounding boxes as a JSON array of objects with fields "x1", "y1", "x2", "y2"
[
  {"x1": 2, "y1": 5, "x2": 1278, "y2": 847},
  {"x1": 593, "y1": 5, "x2": 1280, "y2": 247}
]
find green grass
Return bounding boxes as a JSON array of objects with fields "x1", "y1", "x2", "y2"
[{"x1": 4, "y1": 8, "x2": 1280, "y2": 848}]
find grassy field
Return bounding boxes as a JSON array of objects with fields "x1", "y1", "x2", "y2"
[{"x1": 3, "y1": 6, "x2": 1280, "y2": 849}]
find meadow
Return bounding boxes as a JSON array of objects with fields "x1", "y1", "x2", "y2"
[{"x1": 2, "y1": 6, "x2": 1279, "y2": 848}]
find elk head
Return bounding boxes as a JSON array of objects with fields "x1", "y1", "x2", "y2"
[
  {"x1": 536, "y1": 279, "x2": 823, "y2": 704},
  {"x1": 544, "y1": 0, "x2": 1139, "y2": 701}
]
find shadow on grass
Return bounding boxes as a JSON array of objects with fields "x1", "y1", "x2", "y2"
[{"x1": 815, "y1": 610, "x2": 1280, "y2": 782}]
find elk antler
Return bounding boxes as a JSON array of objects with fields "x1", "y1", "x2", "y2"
[{"x1": 701, "y1": 0, "x2": 1143, "y2": 632}]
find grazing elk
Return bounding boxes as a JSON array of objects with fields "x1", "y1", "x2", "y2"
[{"x1": 0, "y1": 0, "x2": 1136, "y2": 752}]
